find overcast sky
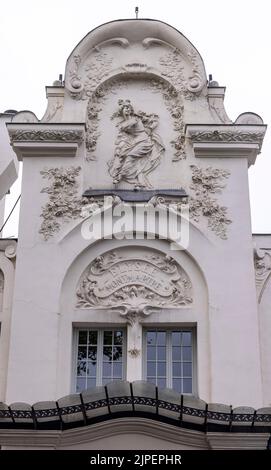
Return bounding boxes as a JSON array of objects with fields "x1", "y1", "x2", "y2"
[{"x1": 1, "y1": 0, "x2": 270, "y2": 236}]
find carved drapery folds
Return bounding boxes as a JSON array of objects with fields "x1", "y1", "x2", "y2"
[
  {"x1": 254, "y1": 248, "x2": 271, "y2": 302},
  {"x1": 107, "y1": 99, "x2": 165, "y2": 188},
  {"x1": 189, "y1": 165, "x2": 231, "y2": 239},
  {"x1": 76, "y1": 248, "x2": 193, "y2": 323},
  {"x1": 65, "y1": 31, "x2": 206, "y2": 162},
  {"x1": 85, "y1": 76, "x2": 184, "y2": 163},
  {"x1": 39, "y1": 166, "x2": 88, "y2": 240}
]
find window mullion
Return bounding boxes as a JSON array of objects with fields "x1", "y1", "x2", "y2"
[
  {"x1": 73, "y1": 329, "x2": 79, "y2": 393},
  {"x1": 166, "y1": 331, "x2": 172, "y2": 388},
  {"x1": 97, "y1": 329, "x2": 103, "y2": 386}
]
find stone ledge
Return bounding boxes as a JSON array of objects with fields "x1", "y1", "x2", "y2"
[
  {"x1": 186, "y1": 124, "x2": 267, "y2": 166},
  {"x1": 6, "y1": 123, "x2": 85, "y2": 160}
]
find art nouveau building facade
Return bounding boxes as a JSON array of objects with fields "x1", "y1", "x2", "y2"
[{"x1": 0, "y1": 19, "x2": 270, "y2": 450}]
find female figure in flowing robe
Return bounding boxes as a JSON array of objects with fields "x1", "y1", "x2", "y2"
[{"x1": 108, "y1": 100, "x2": 165, "y2": 188}]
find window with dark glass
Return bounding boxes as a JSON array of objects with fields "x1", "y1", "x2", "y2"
[
  {"x1": 144, "y1": 329, "x2": 194, "y2": 393},
  {"x1": 75, "y1": 329, "x2": 125, "y2": 392}
]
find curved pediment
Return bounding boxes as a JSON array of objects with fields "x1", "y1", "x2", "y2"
[{"x1": 65, "y1": 19, "x2": 207, "y2": 101}]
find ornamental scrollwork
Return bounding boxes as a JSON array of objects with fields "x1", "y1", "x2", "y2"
[
  {"x1": 189, "y1": 165, "x2": 232, "y2": 239},
  {"x1": 128, "y1": 348, "x2": 141, "y2": 358},
  {"x1": 160, "y1": 48, "x2": 204, "y2": 101},
  {"x1": 76, "y1": 249, "x2": 193, "y2": 320},
  {"x1": 68, "y1": 52, "x2": 113, "y2": 100}
]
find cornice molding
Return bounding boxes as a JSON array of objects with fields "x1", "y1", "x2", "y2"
[
  {"x1": 7, "y1": 124, "x2": 85, "y2": 160},
  {"x1": 186, "y1": 125, "x2": 267, "y2": 166}
]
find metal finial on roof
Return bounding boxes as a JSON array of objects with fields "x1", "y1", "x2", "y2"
[{"x1": 135, "y1": 6, "x2": 139, "y2": 19}]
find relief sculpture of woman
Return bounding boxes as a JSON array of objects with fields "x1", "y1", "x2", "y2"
[{"x1": 108, "y1": 99, "x2": 165, "y2": 188}]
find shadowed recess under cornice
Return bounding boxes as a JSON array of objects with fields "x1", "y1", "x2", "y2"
[{"x1": 0, "y1": 381, "x2": 270, "y2": 433}]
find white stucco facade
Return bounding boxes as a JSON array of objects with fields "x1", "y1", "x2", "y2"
[{"x1": 0, "y1": 19, "x2": 270, "y2": 450}]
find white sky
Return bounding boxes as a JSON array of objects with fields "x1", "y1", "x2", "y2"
[{"x1": 1, "y1": 0, "x2": 271, "y2": 236}]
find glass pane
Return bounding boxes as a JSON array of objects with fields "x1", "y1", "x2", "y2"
[
  {"x1": 172, "y1": 346, "x2": 182, "y2": 361},
  {"x1": 183, "y1": 378, "x2": 192, "y2": 393},
  {"x1": 103, "y1": 346, "x2": 112, "y2": 361},
  {"x1": 157, "y1": 378, "x2": 166, "y2": 389},
  {"x1": 172, "y1": 331, "x2": 182, "y2": 346},
  {"x1": 147, "y1": 362, "x2": 156, "y2": 377},
  {"x1": 87, "y1": 361, "x2": 97, "y2": 376},
  {"x1": 147, "y1": 346, "x2": 156, "y2": 360},
  {"x1": 182, "y1": 332, "x2": 192, "y2": 346},
  {"x1": 172, "y1": 362, "x2": 182, "y2": 377},
  {"x1": 77, "y1": 361, "x2": 87, "y2": 376},
  {"x1": 157, "y1": 362, "x2": 166, "y2": 376},
  {"x1": 104, "y1": 331, "x2": 113, "y2": 345},
  {"x1": 147, "y1": 331, "x2": 156, "y2": 345},
  {"x1": 114, "y1": 330, "x2": 123, "y2": 345},
  {"x1": 76, "y1": 377, "x2": 86, "y2": 392},
  {"x1": 87, "y1": 378, "x2": 96, "y2": 390},
  {"x1": 103, "y1": 362, "x2": 112, "y2": 377},
  {"x1": 183, "y1": 362, "x2": 192, "y2": 377},
  {"x1": 157, "y1": 346, "x2": 166, "y2": 360},
  {"x1": 78, "y1": 346, "x2": 87, "y2": 361},
  {"x1": 88, "y1": 346, "x2": 97, "y2": 361},
  {"x1": 172, "y1": 378, "x2": 182, "y2": 393},
  {"x1": 102, "y1": 377, "x2": 111, "y2": 385},
  {"x1": 112, "y1": 346, "x2": 122, "y2": 361},
  {"x1": 88, "y1": 331, "x2": 98, "y2": 345},
  {"x1": 113, "y1": 362, "x2": 123, "y2": 378},
  {"x1": 78, "y1": 331, "x2": 87, "y2": 344},
  {"x1": 183, "y1": 347, "x2": 192, "y2": 361},
  {"x1": 157, "y1": 331, "x2": 166, "y2": 346},
  {"x1": 147, "y1": 377, "x2": 156, "y2": 385}
]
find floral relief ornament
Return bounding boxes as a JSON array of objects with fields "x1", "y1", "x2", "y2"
[
  {"x1": 39, "y1": 166, "x2": 89, "y2": 240},
  {"x1": 144, "y1": 79, "x2": 186, "y2": 161},
  {"x1": 189, "y1": 165, "x2": 232, "y2": 239},
  {"x1": 85, "y1": 78, "x2": 128, "y2": 160},
  {"x1": 159, "y1": 48, "x2": 204, "y2": 101},
  {"x1": 68, "y1": 52, "x2": 113, "y2": 100}
]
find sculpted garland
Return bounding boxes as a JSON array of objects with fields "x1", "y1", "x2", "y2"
[
  {"x1": 39, "y1": 166, "x2": 89, "y2": 240},
  {"x1": 39, "y1": 164, "x2": 232, "y2": 240},
  {"x1": 189, "y1": 165, "x2": 231, "y2": 239},
  {"x1": 144, "y1": 79, "x2": 185, "y2": 161},
  {"x1": 10, "y1": 130, "x2": 84, "y2": 143},
  {"x1": 189, "y1": 130, "x2": 266, "y2": 145}
]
